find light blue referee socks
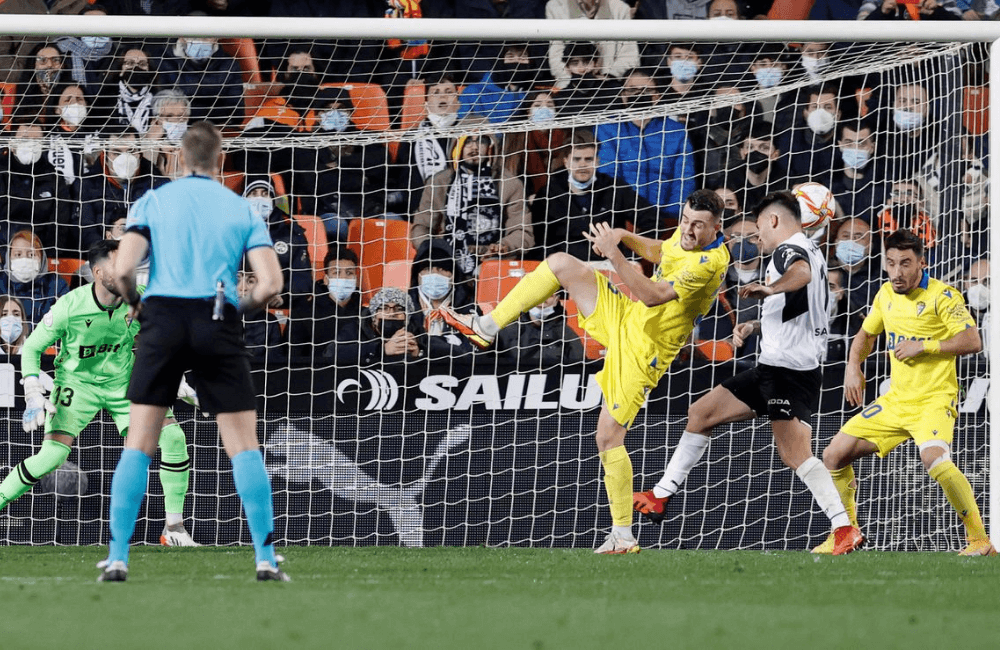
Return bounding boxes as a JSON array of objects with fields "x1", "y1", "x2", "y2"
[
  {"x1": 231, "y1": 450, "x2": 278, "y2": 567},
  {"x1": 108, "y1": 448, "x2": 152, "y2": 564}
]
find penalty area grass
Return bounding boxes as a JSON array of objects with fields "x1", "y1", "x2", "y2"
[{"x1": 0, "y1": 545, "x2": 997, "y2": 650}]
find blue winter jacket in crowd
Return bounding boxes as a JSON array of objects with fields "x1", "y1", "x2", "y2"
[
  {"x1": 595, "y1": 116, "x2": 696, "y2": 224},
  {"x1": 0, "y1": 270, "x2": 69, "y2": 326},
  {"x1": 458, "y1": 72, "x2": 527, "y2": 124}
]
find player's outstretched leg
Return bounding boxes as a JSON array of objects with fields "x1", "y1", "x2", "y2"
[
  {"x1": 439, "y1": 254, "x2": 587, "y2": 349},
  {"x1": 0, "y1": 440, "x2": 71, "y2": 511},
  {"x1": 594, "y1": 408, "x2": 639, "y2": 555},
  {"x1": 157, "y1": 421, "x2": 198, "y2": 547}
]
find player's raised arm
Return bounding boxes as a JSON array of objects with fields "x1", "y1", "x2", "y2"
[
  {"x1": 739, "y1": 258, "x2": 810, "y2": 300},
  {"x1": 585, "y1": 222, "x2": 678, "y2": 307},
  {"x1": 617, "y1": 230, "x2": 663, "y2": 264}
]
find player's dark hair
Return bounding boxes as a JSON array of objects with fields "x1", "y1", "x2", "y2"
[
  {"x1": 686, "y1": 188, "x2": 725, "y2": 222},
  {"x1": 884, "y1": 228, "x2": 924, "y2": 260},
  {"x1": 181, "y1": 121, "x2": 222, "y2": 173},
  {"x1": 88, "y1": 238, "x2": 119, "y2": 267},
  {"x1": 323, "y1": 245, "x2": 358, "y2": 270},
  {"x1": 753, "y1": 191, "x2": 800, "y2": 222}
]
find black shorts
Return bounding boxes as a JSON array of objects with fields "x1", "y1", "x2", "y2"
[
  {"x1": 127, "y1": 297, "x2": 256, "y2": 413},
  {"x1": 721, "y1": 363, "x2": 822, "y2": 423}
]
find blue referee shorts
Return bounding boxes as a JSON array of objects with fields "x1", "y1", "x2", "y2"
[{"x1": 127, "y1": 297, "x2": 257, "y2": 413}]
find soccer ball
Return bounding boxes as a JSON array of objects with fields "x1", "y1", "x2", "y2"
[
  {"x1": 794, "y1": 182, "x2": 835, "y2": 230},
  {"x1": 40, "y1": 461, "x2": 88, "y2": 498}
]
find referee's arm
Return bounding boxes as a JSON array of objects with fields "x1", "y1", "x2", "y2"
[
  {"x1": 114, "y1": 231, "x2": 150, "y2": 311},
  {"x1": 242, "y1": 246, "x2": 283, "y2": 313}
]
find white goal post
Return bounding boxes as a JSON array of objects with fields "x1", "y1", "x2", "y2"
[{"x1": 0, "y1": 15, "x2": 995, "y2": 550}]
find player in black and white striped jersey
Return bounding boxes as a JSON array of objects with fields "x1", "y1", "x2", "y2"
[{"x1": 634, "y1": 191, "x2": 865, "y2": 555}]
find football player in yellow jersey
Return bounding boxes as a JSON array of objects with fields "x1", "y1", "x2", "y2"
[
  {"x1": 439, "y1": 189, "x2": 729, "y2": 554},
  {"x1": 816, "y1": 229, "x2": 994, "y2": 556}
]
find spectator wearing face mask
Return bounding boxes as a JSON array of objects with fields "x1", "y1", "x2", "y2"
[
  {"x1": 832, "y1": 217, "x2": 882, "y2": 319},
  {"x1": 501, "y1": 90, "x2": 569, "y2": 195},
  {"x1": 93, "y1": 46, "x2": 158, "y2": 135},
  {"x1": 458, "y1": 42, "x2": 540, "y2": 125},
  {"x1": 243, "y1": 47, "x2": 321, "y2": 139},
  {"x1": 0, "y1": 231, "x2": 69, "y2": 326},
  {"x1": 78, "y1": 127, "x2": 168, "y2": 253},
  {"x1": 157, "y1": 36, "x2": 242, "y2": 126},
  {"x1": 595, "y1": 68, "x2": 695, "y2": 229},
  {"x1": 288, "y1": 87, "x2": 389, "y2": 239},
  {"x1": 0, "y1": 122, "x2": 80, "y2": 254},
  {"x1": 389, "y1": 72, "x2": 461, "y2": 217},
  {"x1": 963, "y1": 256, "x2": 989, "y2": 358},
  {"x1": 825, "y1": 267, "x2": 855, "y2": 362},
  {"x1": 720, "y1": 217, "x2": 763, "y2": 355},
  {"x1": 879, "y1": 179, "x2": 937, "y2": 255},
  {"x1": 531, "y1": 129, "x2": 658, "y2": 260},
  {"x1": 53, "y1": 7, "x2": 118, "y2": 98},
  {"x1": 0, "y1": 295, "x2": 31, "y2": 356},
  {"x1": 413, "y1": 127, "x2": 532, "y2": 276},
  {"x1": 496, "y1": 293, "x2": 583, "y2": 368},
  {"x1": 142, "y1": 89, "x2": 191, "y2": 179},
  {"x1": 237, "y1": 268, "x2": 287, "y2": 364},
  {"x1": 241, "y1": 177, "x2": 313, "y2": 306},
  {"x1": 776, "y1": 83, "x2": 842, "y2": 187},
  {"x1": 331, "y1": 287, "x2": 424, "y2": 365},
  {"x1": 13, "y1": 43, "x2": 67, "y2": 126},
  {"x1": 710, "y1": 183, "x2": 742, "y2": 223},
  {"x1": 747, "y1": 45, "x2": 792, "y2": 126},
  {"x1": 554, "y1": 41, "x2": 620, "y2": 117},
  {"x1": 714, "y1": 121, "x2": 787, "y2": 216},
  {"x1": 408, "y1": 239, "x2": 478, "y2": 360},
  {"x1": 831, "y1": 117, "x2": 888, "y2": 226},
  {"x1": 661, "y1": 42, "x2": 707, "y2": 108},
  {"x1": 545, "y1": 0, "x2": 639, "y2": 90},
  {"x1": 287, "y1": 246, "x2": 362, "y2": 363}
]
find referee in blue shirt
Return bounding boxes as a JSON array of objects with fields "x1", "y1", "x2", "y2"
[{"x1": 101, "y1": 122, "x2": 288, "y2": 582}]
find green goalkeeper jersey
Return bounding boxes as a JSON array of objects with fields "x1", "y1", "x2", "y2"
[{"x1": 21, "y1": 284, "x2": 140, "y2": 387}]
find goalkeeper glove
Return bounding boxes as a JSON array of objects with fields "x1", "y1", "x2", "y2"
[
  {"x1": 177, "y1": 375, "x2": 200, "y2": 408},
  {"x1": 22, "y1": 375, "x2": 56, "y2": 433}
]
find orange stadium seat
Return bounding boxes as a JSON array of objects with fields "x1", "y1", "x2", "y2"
[
  {"x1": 964, "y1": 85, "x2": 988, "y2": 136},
  {"x1": 320, "y1": 83, "x2": 391, "y2": 132},
  {"x1": 346, "y1": 218, "x2": 415, "y2": 300},
  {"x1": 48, "y1": 258, "x2": 85, "y2": 285},
  {"x1": 294, "y1": 215, "x2": 330, "y2": 280},
  {"x1": 475, "y1": 259, "x2": 540, "y2": 311},
  {"x1": 1, "y1": 83, "x2": 16, "y2": 129},
  {"x1": 399, "y1": 80, "x2": 426, "y2": 133},
  {"x1": 381, "y1": 259, "x2": 412, "y2": 292}
]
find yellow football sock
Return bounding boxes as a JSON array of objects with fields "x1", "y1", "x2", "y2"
[
  {"x1": 829, "y1": 465, "x2": 859, "y2": 528},
  {"x1": 600, "y1": 446, "x2": 633, "y2": 528},
  {"x1": 929, "y1": 460, "x2": 988, "y2": 542},
  {"x1": 488, "y1": 261, "x2": 561, "y2": 329}
]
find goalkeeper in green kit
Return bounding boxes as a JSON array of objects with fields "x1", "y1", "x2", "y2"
[{"x1": 0, "y1": 240, "x2": 199, "y2": 546}]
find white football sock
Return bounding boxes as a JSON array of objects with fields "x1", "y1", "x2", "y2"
[
  {"x1": 653, "y1": 431, "x2": 710, "y2": 498},
  {"x1": 795, "y1": 456, "x2": 851, "y2": 529},
  {"x1": 612, "y1": 525, "x2": 634, "y2": 540},
  {"x1": 165, "y1": 512, "x2": 183, "y2": 527}
]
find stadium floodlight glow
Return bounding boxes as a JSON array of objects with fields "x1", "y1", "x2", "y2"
[{"x1": 0, "y1": 16, "x2": 992, "y2": 551}]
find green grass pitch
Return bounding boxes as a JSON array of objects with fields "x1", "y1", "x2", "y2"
[{"x1": 0, "y1": 545, "x2": 997, "y2": 650}]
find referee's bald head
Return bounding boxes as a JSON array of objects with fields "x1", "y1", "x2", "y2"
[{"x1": 180, "y1": 121, "x2": 223, "y2": 175}]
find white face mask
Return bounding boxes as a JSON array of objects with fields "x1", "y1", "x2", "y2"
[
  {"x1": 327, "y1": 277, "x2": 356, "y2": 302},
  {"x1": 0, "y1": 315, "x2": 23, "y2": 344},
  {"x1": 162, "y1": 120, "x2": 188, "y2": 143},
  {"x1": 9, "y1": 257, "x2": 40, "y2": 284},
  {"x1": 248, "y1": 197, "x2": 273, "y2": 221},
  {"x1": 426, "y1": 111, "x2": 458, "y2": 128},
  {"x1": 967, "y1": 283, "x2": 989, "y2": 311},
  {"x1": 806, "y1": 108, "x2": 836, "y2": 135},
  {"x1": 60, "y1": 103, "x2": 88, "y2": 126},
  {"x1": 529, "y1": 305, "x2": 556, "y2": 321},
  {"x1": 13, "y1": 141, "x2": 43, "y2": 166},
  {"x1": 111, "y1": 152, "x2": 140, "y2": 180},
  {"x1": 801, "y1": 55, "x2": 826, "y2": 75},
  {"x1": 735, "y1": 267, "x2": 759, "y2": 284}
]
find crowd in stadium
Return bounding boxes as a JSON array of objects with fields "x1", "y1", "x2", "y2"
[{"x1": 0, "y1": 0, "x2": 992, "y2": 370}]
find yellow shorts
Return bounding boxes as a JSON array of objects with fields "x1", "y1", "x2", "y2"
[
  {"x1": 841, "y1": 395, "x2": 958, "y2": 458},
  {"x1": 577, "y1": 271, "x2": 670, "y2": 428}
]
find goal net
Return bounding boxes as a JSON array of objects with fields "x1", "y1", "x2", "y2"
[{"x1": 0, "y1": 18, "x2": 992, "y2": 551}]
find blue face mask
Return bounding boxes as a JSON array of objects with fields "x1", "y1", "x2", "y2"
[
  {"x1": 530, "y1": 106, "x2": 555, "y2": 124},
  {"x1": 568, "y1": 174, "x2": 595, "y2": 191},
  {"x1": 836, "y1": 240, "x2": 867, "y2": 266},
  {"x1": 247, "y1": 197, "x2": 273, "y2": 221},
  {"x1": 81, "y1": 36, "x2": 111, "y2": 51},
  {"x1": 669, "y1": 59, "x2": 699, "y2": 82},
  {"x1": 893, "y1": 109, "x2": 924, "y2": 132},
  {"x1": 327, "y1": 277, "x2": 356, "y2": 302},
  {"x1": 0, "y1": 315, "x2": 23, "y2": 344},
  {"x1": 320, "y1": 109, "x2": 351, "y2": 133},
  {"x1": 731, "y1": 239, "x2": 759, "y2": 263},
  {"x1": 184, "y1": 40, "x2": 214, "y2": 61},
  {"x1": 420, "y1": 273, "x2": 451, "y2": 300},
  {"x1": 754, "y1": 67, "x2": 783, "y2": 89},
  {"x1": 840, "y1": 147, "x2": 871, "y2": 170}
]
